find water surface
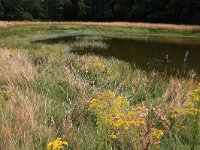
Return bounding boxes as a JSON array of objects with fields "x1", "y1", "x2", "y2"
[{"x1": 34, "y1": 35, "x2": 200, "y2": 76}]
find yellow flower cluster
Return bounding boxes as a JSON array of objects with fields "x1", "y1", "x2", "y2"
[
  {"x1": 183, "y1": 84, "x2": 200, "y2": 116},
  {"x1": 88, "y1": 92, "x2": 148, "y2": 138},
  {"x1": 111, "y1": 132, "x2": 119, "y2": 139},
  {"x1": 150, "y1": 128, "x2": 164, "y2": 148},
  {"x1": 150, "y1": 128, "x2": 164, "y2": 139},
  {"x1": 170, "y1": 108, "x2": 181, "y2": 118},
  {"x1": 86, "y1": 59, "x2": 104, "y2": 70},
  {"x1": 168, "y1": 84, "x2": 200, "y2": 118},
  {"x1": 93, "y1": 61, "x2": 103, "y2": 69},
  {"x1": 190, "y1": 84, "x2": 200, "y2": 102},
  {"x1": 184, "y1": 107, "x2": 200, "y2": 116},
  {"x1": 47, "y1": 138, "x2": 68, "y2": 150}
]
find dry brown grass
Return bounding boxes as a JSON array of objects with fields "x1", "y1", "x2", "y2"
[
  {"x1": 159, "y1": 77, "x2": 195, "y2": 109},
  {"x1": 0, "y1": 48, "x2": 35, "y2": 84},
  {"x1": 0, "y1": 21, "x2": 200, "y2": 31},
  {"x1": 0, "y1": 47, "x2": 198, "y2": 149},
  {"x1": 0, "y1": 87, "x2": 53, "y2": 150},
  {"x1": 0, "y1": 48, "x2": 56, "y2": 150}
]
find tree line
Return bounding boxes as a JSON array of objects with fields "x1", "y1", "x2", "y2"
[{"x1": 0, "y1": 0, "x2": 200, "y2": 25}]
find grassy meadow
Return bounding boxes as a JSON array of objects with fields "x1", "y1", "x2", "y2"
[{"x1": 0, "y1": 22, "x2": 200, "y2": 150}]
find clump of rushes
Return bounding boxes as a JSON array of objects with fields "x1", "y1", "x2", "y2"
[
  {"x1": 47, "y1": 138, "x2": 68, "y2": 150},
  {"x1": 88, "y1": 91, "x2": 164, "y2": 149},
  {"x1": 69, "y1": 40, "x2": 107, "y2": 50}
]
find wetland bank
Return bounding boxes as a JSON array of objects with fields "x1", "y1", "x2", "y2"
[
  {"x1": 0, "y1": 22, "x2": 200, "y2": 150},
  {"x1": 35, "y1": 34, "x2": 200, "y2": 75}
]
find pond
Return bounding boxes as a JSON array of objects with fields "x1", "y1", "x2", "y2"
[{"x1": 33, "y1": 34, "x2": 200, "y2": 76}]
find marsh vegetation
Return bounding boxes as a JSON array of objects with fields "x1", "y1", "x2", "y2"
[{"x1": 0, "y1": 22, "x2": 200, "y2": 150}]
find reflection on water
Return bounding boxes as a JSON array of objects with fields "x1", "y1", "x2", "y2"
[{"x1": 33, "y1": 35, "x2": 200, "y2": 76}]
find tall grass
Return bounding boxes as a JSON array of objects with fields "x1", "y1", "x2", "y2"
[
  {"x1": 0, "y1": 24, "x2": 199, "y2": 149},
  {"x1": 0, "y1": 21, "x2": 200, "y2": 31},
  {"x1": 0, "y1": 47, "x2": 198, "y2": 149}
]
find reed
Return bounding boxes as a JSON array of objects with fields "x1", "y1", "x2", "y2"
[{"x1": 0, "y1": 21, "x2": 200, "y2": 31}]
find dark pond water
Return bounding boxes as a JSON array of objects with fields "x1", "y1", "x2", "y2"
[{"x1": 33, "y1": 35, "x2": 200, "y2": 76}]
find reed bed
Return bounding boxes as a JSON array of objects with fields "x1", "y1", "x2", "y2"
[{"x1": 0, "y1": 21, "x2": 200, "y2": 31}]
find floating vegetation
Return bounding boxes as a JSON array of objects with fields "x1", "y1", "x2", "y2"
[
  {"x1": 76, "y1": 35, "x2": 109, "y2": 41},
  {"x1": 68, "y1": 36, "x2": 108, "y2": 50},
  {"x1": 69, "y1": 40, "x2": 108, "y2": 50}
]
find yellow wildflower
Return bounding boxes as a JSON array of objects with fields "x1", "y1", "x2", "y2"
[
  {"x1": 170, "y1": 108, "x2": 181, "y2": 118},
  {"x1": 151, "y1": 128, "x2": 164, "y2": 139},
  {"x1": 184, "y1": 101, "x2": 194, "y2": 108},
  {"x1": 184, "y1": 108, "x2": 199, "y2": 116},
  {"x1": 111, "y1": 133, "x2": 117, "y2": 139},
  {"x1": 89, "y1": 59, "x2": 104, "y2": 70},
  {"x1": 47, "y1": 138, "x2": 68, "y2": 150},
  {"x1": 88, "y1": 92, "x2": 149, "y2": 139},
  {"x1": 189, "y1": 84, "x2": 200, "y2": 102}
]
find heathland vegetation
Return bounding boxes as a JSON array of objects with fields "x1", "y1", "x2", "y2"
[{"x1": 0, "y1": 22, "x2": 200, "y2": 150}]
